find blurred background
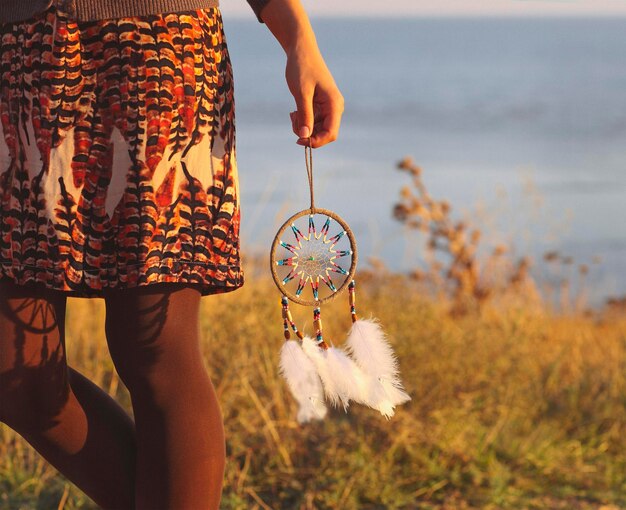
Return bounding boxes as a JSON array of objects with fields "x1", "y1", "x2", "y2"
[{"x1": 221, "y1": 0, "x2": 626, "y2": 307}]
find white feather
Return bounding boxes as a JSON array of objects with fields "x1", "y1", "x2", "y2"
[
  {"x1": 324, "y1": 343, "x2": 371, "y2": 407},
  {"x1": 279, "y1": 340, "x2": 327, "y2": 423},
  {"x1": 379, "y1": 378, "x2": 411, "y2": 406},
  {"x1": 345, "y1": 318, "x2": 412, "y2": 409},
  {"x1": 325, "y1": 341, "x2": 402, "y2": 419},
  {"x1": 301, "y1": 336, "x2": 350, "y2": 411},
  {"x1": 366, "y1": 380, "x2": 397, "y2": 419}
]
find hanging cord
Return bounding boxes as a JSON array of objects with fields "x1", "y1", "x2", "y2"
[{"x1": 305, "y1": 137, "x2": 315, "y2": 212}]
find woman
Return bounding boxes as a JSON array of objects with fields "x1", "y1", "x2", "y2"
[{"x1": 0, "y1": 0, "x2": 344, "y2": 508}]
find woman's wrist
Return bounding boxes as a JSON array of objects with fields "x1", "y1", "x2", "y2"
[{"x1": 285, "y1": 34, "x2": 321, "y2": 62}]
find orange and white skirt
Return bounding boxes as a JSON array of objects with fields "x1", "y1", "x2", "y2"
[{"x1": 0, "y1": 3, "x2": 244, "y2": 297}]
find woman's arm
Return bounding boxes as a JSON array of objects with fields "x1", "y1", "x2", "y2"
[{"x1": 255, "y1": 0, "x2": 344, "y2": 148}]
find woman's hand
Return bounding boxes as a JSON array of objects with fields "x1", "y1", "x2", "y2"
[
  {"x1": 255, "y1": 0, "x2": 344, "y2": 148},
  {"x1": 286, "y1": 44, "x2": 344, "y2": 148}
]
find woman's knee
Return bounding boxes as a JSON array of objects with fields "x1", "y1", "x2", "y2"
[
  {"x1": 123, "y1": 357, "x2": 211, "y2": 411},
  {"x1": 0, "y1": 367, "x2": 72, "y2": 431}
]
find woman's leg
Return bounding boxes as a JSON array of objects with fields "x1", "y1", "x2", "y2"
[
  {"x1": 0, "y1": 279, "x2": 136, "y2": 509},
  {"x1": 103, "y1": 282, "x2": 225, "y2": 510}
]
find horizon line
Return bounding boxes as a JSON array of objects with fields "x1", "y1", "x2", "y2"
[{"x1": 222, "y1": 12, "x2": 626, "y2": 19}]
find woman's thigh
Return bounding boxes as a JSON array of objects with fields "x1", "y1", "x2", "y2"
[
  {"x1": 0, "y1": 279, "x2": 69, "y2": 429},
  {"x1": 102, "y1": 282, "x2": 205, "y2": 399}
]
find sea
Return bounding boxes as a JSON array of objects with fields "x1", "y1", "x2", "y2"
[{"x1": 220, "y1": 16, "x2": 626, "y2": 306}]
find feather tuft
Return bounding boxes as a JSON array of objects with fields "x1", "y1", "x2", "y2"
[
  {"x1": 345, "y1": 318, "x2": 412, "y2": 412},
  {"x1": 301, "y1": 336, "x2": 350, "y2": 411},
  {"x1": 325, "y1": 341, "x2": 403, "y2": 418},
  {"x1": 323, "y1": 343, "x2": 372, "y2": 409},
  {"x1": 279, "y1": 340, "x2": 327, "y2": 423},
  {"x1": 364, "y1": 378, "x2": 398, "y2": 419}
]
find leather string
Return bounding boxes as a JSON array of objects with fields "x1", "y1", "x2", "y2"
[{"x1": 304, "y1": 137, "x2": 314, "y2": 212}]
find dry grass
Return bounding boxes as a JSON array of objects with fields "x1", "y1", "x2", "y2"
[
  {"x1": 2, "y1": 160, "x2": 626, "y2": 509},
  {"x1": 1, "y1": 266, "x2": 626, "y2": 509}
]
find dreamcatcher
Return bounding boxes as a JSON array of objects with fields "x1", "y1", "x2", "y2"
[{"x1": 270, "y1": 139, "x2": 411, "y2": 423}]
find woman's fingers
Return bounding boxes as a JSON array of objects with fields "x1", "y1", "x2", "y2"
[
  {"x1": 294, "y1": 88, "x2": 314, "y2": 139},
  {"x1": 296, "y1": 89, "x2": 344, "y2": 148},
  {"x1": 291, "y1": 110, "x2": 324, "y2": 137},
  {"x1": 314, "y1": 93, "x2": 344, "y2": 146}
]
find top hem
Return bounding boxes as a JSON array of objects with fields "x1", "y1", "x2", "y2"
[{"x1": 72, "y1": 0, "x2": 220, "y2": 21}]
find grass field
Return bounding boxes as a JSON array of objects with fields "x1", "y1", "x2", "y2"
[
  {"x1": 1, "y1": 262, "x2": 625, "y2": 509},
  {"x1": 2, "y1": 159, "x2": 626, "y2": 509}
]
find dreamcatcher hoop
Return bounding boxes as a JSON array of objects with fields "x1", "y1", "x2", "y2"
[
  {"x1": 269, "y1": 144, "x2": 358, "y2": 306},
  {"x1": 270, "y1": 206, "x2": 358, "y2": 306}
]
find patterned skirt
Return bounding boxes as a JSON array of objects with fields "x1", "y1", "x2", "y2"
[{"x1": 0, "y1": 3, "x2": 244, "y2": 298}]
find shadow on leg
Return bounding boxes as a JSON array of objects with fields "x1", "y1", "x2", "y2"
[
  {"x1": 0, "y1": 279, "x2": 136, "y2": 509},
  {"x1": 0, "y1": 281, "x2": 70, "y2": 431},
  {"x1": 103, "y1": 282, "x2": 225, "y2": 510}
]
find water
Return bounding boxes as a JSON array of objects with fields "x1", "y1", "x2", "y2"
[{"x1": 221, "y1": 16, "x2": 626, "y2": 305}]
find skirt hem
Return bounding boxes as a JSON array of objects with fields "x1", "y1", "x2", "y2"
[{"x1": 0, "y1": 259, "x2": 244, "y2": 298}]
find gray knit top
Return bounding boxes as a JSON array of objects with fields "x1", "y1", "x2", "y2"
[{"x1": 0, "y1": 0, "x2": 271, "y2": 24}]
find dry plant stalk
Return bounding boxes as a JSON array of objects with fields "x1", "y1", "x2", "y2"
[{"x1": 393, "y1": 157, "x2": 535, "y2": 314}]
